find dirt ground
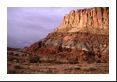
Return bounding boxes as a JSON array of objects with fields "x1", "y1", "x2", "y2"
[
  {"x1": 8, "y1": 62, "x2": 109, "y2": 74},
  {"x1": 7, "y1": 50, "x2": 109, "y2": 74}
]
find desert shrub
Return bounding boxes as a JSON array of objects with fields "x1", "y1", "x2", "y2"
[
  {"x1": 54, "y1": 61, "x2": 66, "y2": 64},
  {"x1": 14, "y1": 65, "x2": 22, "y2": 69},
  {"x1": 15, "y1": 53, "x2": 19, "y2": 56},
  {"x1": 74, "y1": 67, "x2": 81, "y2": 70},
  {"x1": 88, "y1": 67, "x2": 96, "y2": 71},
  {"x1": 29, "y1": 55, "x2": 40, "y2": 63},
  {"x1": 13, "y1": 59, "x2": 19, "y2": 63},
  {"x1": 58, "y1": 45, "x2": 63, "y2": 52},
  {"x1": 8, "y1": 52, "x2": 14, "y2": 55},
  {"x1": 69, "y1": 60, "x2": 78, "y2": 64},
  {"x1": 47, "y1": 59, "x2": 54, "y2": 63},
  {"x1": 96, "y1": 60, "x2": 101, "y2": 63},
  {"x1": 68, "y1": 58, "x2": 79, "y2": 64}
]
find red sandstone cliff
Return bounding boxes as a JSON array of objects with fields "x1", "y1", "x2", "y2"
[{"x1": 54, "y1": 7, "x2": 109, "y2": 34}]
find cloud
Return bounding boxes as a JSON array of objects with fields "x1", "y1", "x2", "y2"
[{"x1": 7, "y1": 7, "x2": 84, "y2": 48}]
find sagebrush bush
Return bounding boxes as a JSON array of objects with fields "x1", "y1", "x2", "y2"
[{"x1": 29, "y1": 55, "x2": 40, "y2": 63}]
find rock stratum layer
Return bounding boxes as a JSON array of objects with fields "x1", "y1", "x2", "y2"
[
  {"x1": 54, "y1": 7, "x2": 109, "y2": 34},
  {"x1": 23, "y1": 7, "x2": 109, "y2": 63}
]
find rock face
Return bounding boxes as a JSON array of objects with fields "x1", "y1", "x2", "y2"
[
  {"x1": 23, "y1": 7, "x2": 109, "y2": 63},
  {"x1": 54, "y1": 7, "x2": 109, "y2": 34}
]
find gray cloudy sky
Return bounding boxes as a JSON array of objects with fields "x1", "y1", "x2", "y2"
[{"x1": 7, "y1": 7, "x2": 85, "y2": 48}]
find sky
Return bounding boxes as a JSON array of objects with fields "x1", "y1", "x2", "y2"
[{"x1": 7, "y1": 7, "x2": 85, "y2": 48}]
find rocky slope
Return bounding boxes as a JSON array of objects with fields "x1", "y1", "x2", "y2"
[{"x1": 23, "y1": 7, "x2": 109, "y2": 63}]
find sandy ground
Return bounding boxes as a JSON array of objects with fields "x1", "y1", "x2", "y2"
[{"x1": 7, "y1": 50, "x2": 109, "y2": 74}]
